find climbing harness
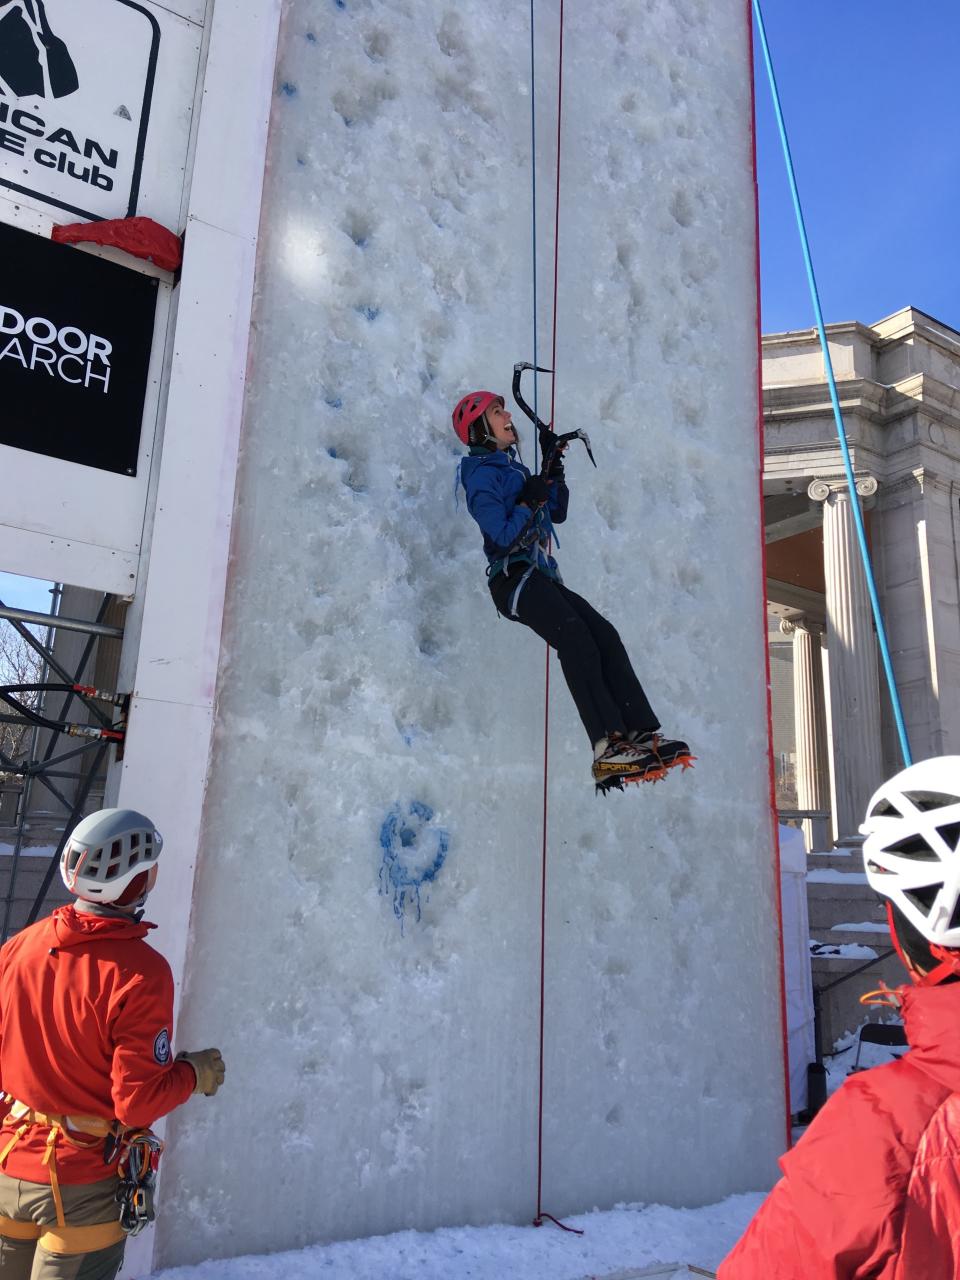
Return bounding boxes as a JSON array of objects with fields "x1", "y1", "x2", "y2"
[
  {"x1": 0, "y1": 1096, "x2": 162, "y2": 1241},
  {"x1": 0, "y1": 1097, "x2": 113, "y2": 1228},
  {"x1": 752, "y1": 0, "x2": 911, "y2": 769}
]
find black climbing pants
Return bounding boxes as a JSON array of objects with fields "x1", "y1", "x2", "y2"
[{"x1": 490, "y1": 566, "x2": 659, "y2": 748}]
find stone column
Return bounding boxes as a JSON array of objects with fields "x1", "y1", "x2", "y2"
[
  {"x1": 780, "y1": 618, "x2": 830, "y2": 851},
  {"x1": 809, "y1": 476, "x2": 884, "y2": 844}
]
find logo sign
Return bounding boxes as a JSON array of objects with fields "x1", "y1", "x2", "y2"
[
  {"x1": 153, "y1": 1027, "x2": 171, "y2": 1065},
  {"x1": 0, "y1": 0, "x2": 159, "y2": 221},
  {"x1": 0, "y1": 220, "x2": 157, "y2": 475}
]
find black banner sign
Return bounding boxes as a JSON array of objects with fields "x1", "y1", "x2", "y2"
[{"x1": 0, "y1": 220, "x2": 157, "y2": 475}]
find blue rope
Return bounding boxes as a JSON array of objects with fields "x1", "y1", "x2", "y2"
[
  {"x1": 529, "y1": 0, "x2": 540, "y2": 470},
  {"x1": 752, "y1": 0, "x2": 912, "y2": 768}
]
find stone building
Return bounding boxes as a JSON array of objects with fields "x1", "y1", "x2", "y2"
[
  {"x1": 764, "y1": 306, "x2": 960, "y2": 846},
  {"x1": 764, "y1": 306, "x2": 960, "y2": 1044}
]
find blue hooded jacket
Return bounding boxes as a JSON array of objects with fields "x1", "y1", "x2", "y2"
[{"x1": 459, "y1": 446, "x2": 569, "y2": 580}]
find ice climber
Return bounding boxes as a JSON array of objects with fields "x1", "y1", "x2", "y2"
[
  {"x1": 0, "y1": 808, "x2": 225, "y2": 1280},
  {"x1": 720, "y1": 755, "x2": 960, "y2": 1280},
  {"x1": 453, "y1": 387, "x2": 691, "y2": 789}
]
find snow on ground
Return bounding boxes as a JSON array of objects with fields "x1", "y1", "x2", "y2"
[
  {"x1": 806, "y1": 869, "x2": 868, "y2": 885},
  {"x1": 825, "y1": 1023, "x2": 907, "y2": 1095},
  {"x1": 809, "y1": 940, "x2": 878, "y2": 960},
  {"x1": 831, "y1": 921, "x2": 890, "y2": 934},
  {"x1": 151, "y1": 1195, "x2": 762, "y2": 1280}
]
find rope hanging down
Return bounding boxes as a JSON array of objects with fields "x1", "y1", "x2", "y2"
[
  {"x1": 752, "y1": 0, "x2": 912, "y2": 768},
  {"x1": 528, "y1": 0, "x2": 582, "y2": 1238}
]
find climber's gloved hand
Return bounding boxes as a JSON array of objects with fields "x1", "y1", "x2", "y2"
[
  {"x1": 520, "y1": 475, "x2": 550, "y2": 507},
  {"x1": 538, "y1": 425, "x2": 559, "y2": 455},
  {"x1": 177, "y1": 1048, "x2": 226, "y2": 1096}
]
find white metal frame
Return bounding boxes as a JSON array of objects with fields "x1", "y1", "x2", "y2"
[{"x1": 111, "y1": 0, "x2": 282, "y2": 1273}]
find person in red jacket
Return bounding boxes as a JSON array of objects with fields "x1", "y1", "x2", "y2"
[
  {"x1": 720, "y1": 755, "x2": 960, "y2": 1280},
  {"x1": 0, "y1": 807, "x2": 224, "y2": 1280}
]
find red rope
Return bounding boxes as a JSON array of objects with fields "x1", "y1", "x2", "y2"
[
  {"x1": 533, "y1": 0, "x2": 583, "y2": 1238},
  {"x1": 535, "y1": 638, "x2": 551, "y2": 1224},
  {"x1": 745, "y1": 0, "x2": 793, "y2": 1152}
]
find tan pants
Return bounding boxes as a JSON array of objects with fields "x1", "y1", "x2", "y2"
[{"x1": 0, "y1": 1173, "x2": 125, "y2": 1280}]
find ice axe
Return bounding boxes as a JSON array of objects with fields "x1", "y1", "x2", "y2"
[{"x1": 512, "y1": 361, "x2": 597, "y2": 470}]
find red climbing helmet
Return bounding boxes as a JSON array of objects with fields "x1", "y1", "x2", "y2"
[{"x1": 451, "y1": 391, "x2": 503, "y2": 445}]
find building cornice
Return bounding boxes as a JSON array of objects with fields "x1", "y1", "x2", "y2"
[
  {"x1": 762, "y1": 320, "x2": 878, "y2": 350},
  {"x1": 763, "y1": 373, "x2": 960, "y2": 434},
  {"x1": 762, "y1": 309, "x2": 960, "y2": 361},
  {"x1": 871, "y1": 306, "x2": 960, "y2": 359}
]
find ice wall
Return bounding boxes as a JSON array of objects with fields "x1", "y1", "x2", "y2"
[{"x1": 158, "y1": 0, "x2": 784, "y2": 1265}]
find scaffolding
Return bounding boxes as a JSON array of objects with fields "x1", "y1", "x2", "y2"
[{"x1": 0, "y1": 588, "x2": 127, "y2": 943}]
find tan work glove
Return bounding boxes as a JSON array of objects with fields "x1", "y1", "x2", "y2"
[{"x1": 176, "y1": 1048, "x2": 225, "y2": 1096}]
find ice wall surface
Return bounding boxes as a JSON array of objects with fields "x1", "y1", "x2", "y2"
[{"x1": 159, "y1": 0, "x2": 784, "y2": 1264}]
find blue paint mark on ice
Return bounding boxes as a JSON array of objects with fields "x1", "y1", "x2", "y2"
[
  {"x1": 279, "y1": 82, "x2": 298, "y2": 97},
  {"x1": 305, "y1": 31, "x2": 318, "y2": 42},
  {"x1": 357, "y1": 305, "x2": 380, "y2": 322},
  {"x1": 379, "y1": 801, "x2": 449, "y2": 933},
  {"x1": 334, "y1": 0, "x2": 346, "y2": 8},
  {"x1": 325, "y1": 395, "x2": 343, "y2": 410}
]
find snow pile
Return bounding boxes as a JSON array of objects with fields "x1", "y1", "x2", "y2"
[
  {"x1": 826, "y1": 1023, "x2": 907, "y2": 1094},
  {"x1": 832, "y1": 921, "x2": 889, "y2": 934},
  {"x1": 152, "y1": 1196, "x2": 760, "y2": 1280},
  {"x1": 810, "y1": 940, "x2": 878, "y2": 960}
]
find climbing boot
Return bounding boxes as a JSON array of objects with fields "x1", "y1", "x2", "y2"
[
  {"x1": 592, "y1": 735, "x2": 664, "y2": 787},
  {"x1": 634, "y1": 731, "x2": 695, "y2": 772}
]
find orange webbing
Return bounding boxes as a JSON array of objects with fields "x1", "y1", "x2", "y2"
[
  {"x1": 0, "y1": 1215, "x2": 40, "y2": 1240},
  {"x1": 860, "y1": 985, "x2": 902, "y2": 1010},
  {"x1": 0, "y1": 1216, "x2": 125, "y2": 1253},
  {"x1": 0, "y1": 1122, "x2": 31, "y2": 1169},
  {"x1": 39, "y1": 1220, "x2": 126, "y2": 1254},
  {"x1": 41, "y1": 1126, "x2": 66, "y2": 1227},
  {"x1": 0, "y1": 1100, "x2": 114, "y2": 1229}
]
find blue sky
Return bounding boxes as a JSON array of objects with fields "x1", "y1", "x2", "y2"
[
  {"x1": 0, "y1": 571, "x2": 55, "y2": 615},
  {"x1": 753, "y1": 0, "x2": 959, "y2": 334}
]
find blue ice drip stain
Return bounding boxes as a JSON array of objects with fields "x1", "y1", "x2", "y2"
[
  {"x1": 379, "y1": 801, "x2": 449, "y2": 933},
  {"x1": 279, "y1": 81, "x2": 298, "y2": 97}
]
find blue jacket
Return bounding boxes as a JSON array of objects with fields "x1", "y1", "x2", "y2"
[{"x1": 459, "y1": 446, "x2": 568, "y2": 580}]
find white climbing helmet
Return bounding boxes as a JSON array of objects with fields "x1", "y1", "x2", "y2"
[
  {"x1": 60, "y1": 808, "x2": 162, "y2": 905},
  {"x1": 861, "y1": 756, "x2": 960, "y2": 947}
]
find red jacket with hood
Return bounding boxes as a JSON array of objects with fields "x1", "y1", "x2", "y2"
[
  {"x1": 0, "y1": 904, "x2": 195, "y2": 1183},
  {"x1": 719, "y1": 982, "x2": 960, "y2": 1280}
]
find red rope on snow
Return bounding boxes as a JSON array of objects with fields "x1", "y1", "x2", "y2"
[{"x1": 533, "y1": 0, "x2": 583, "y2": 1238}]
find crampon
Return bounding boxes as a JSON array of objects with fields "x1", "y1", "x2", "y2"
[
  {"x1": 593, "y1": 743, "x2": 697, "y2": 796},
  {"x1": 595, "y1": 769, "x2": 665, "y2": 796}
]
